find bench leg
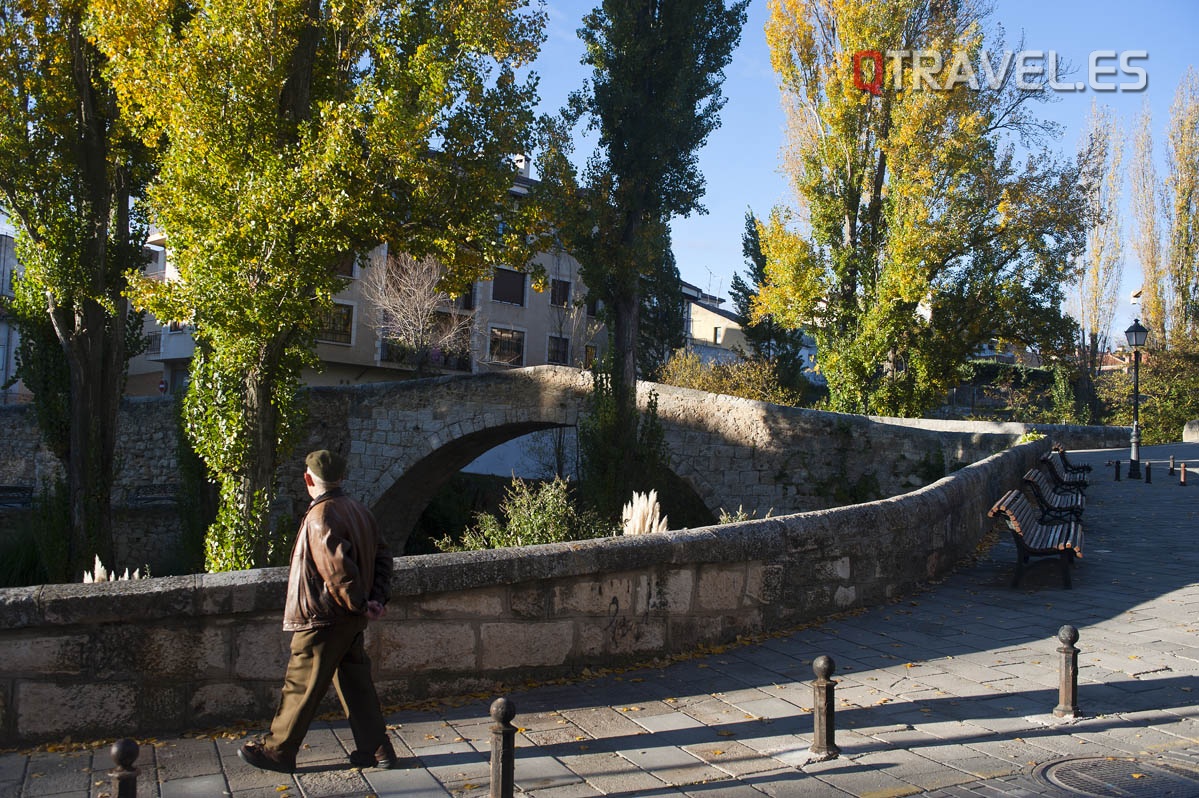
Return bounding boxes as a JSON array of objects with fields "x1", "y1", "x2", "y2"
[
  {"x1": 1011, "y1": 553, "x2": 1026, "y2": 588},
  {"x1": 1058, "y1": 552, "x2": 1072, "y2": 589}
]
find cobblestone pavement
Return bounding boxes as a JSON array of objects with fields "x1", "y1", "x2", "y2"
[{"x1": 3, "y1": 443, "x2": 1197, "y2": 797}]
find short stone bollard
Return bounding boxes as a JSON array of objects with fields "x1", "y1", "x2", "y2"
[
  {"x1": 1053, "y1": 625, "x2": 1080, "y2": 719},
  {"x1": 109, "y1": 738, "x2": 139, "y2": 798},
  {"x1": 1145, "y1": 461, "x2": 1152, "y2": 484},
  {"x1": 489, "y1": 697, "x2": 517, "y2": 798},
  {"x1": 809, "y1": 655, "x2": 840, "y2": 761},
  {"x1": 1169, "y1": 455, "x2": 1176, "y2": 475},
  {"x1": 1114, "y1": 460, "x2": 1121, "y2": 481},
  {"x1": 1181, "y1": 462, "x2": 1188, "y2": 487}
]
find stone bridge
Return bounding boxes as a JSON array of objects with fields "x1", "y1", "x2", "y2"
[{"x1": 0, "y1": 366, "x2": 1128, "y2": 559}]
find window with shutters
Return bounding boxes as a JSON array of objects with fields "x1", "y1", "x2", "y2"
[{"x1": 491, "y1": 268, "x2": 526, "y2": 305}]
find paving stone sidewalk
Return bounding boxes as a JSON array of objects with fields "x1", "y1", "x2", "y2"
[{"x1": 3, "y1": 443, "x2": 1197, "y2": 797}]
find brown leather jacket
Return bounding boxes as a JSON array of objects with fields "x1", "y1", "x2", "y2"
[{"x1": 283, "y1": 489, "x2": 392, "y2": 632}]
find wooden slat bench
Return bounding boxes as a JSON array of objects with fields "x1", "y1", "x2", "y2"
[
  {"x1": 0, "y1": 486, "x2": 34, "y2": 510},
  {"x1": 1023, "y1": 468, "x2": 1085, "y2": 521},
  {"x1": 125, "y1": 485, "x2": 179, "y2": 507},
  {"x1": 1052, "y1": 444, "x2": 1093, "y2": 474},
  {"x1": 1042, "y1": 451, "x2": 1088, "y2": 494},
  {"x1": 988, "y1": 489, "x2": 1084, "y2": 589}
]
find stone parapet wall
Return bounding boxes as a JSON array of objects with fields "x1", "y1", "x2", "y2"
[
  {"x1": 0, "y1": 398, "x2": 180, "y2": 495},
  {"x1": 0, "y1": 440, "x2": 1047, "y2": 747}
]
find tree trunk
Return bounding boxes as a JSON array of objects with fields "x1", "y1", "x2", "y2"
[
  {"x1": 238, "y1": 330, "x2": 297, "y2": 567},
  {"x1": 241, "y1": 363, "x2": 282, "y2": 567},
  {"x1": 46, "y1": 13, "x2": 128, "y2": 581},
  {"x1": 610, "y1": 283, "x2": 640, "y2": 393}
]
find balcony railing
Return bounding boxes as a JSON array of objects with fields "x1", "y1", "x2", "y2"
[
  {"x1": 380, "y1": 340, "x2": 472, "y2": 372},
  {"x1": 143, "y1": 330, "x2": 163, "y2": 356}
]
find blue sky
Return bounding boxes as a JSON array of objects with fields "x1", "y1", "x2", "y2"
[{"x1": 532, "y1": 0, "x2": 1198, "y2": 342}]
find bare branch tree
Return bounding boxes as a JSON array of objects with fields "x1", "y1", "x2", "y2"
[
  {"x1": 362, "y1": 252, "x2": 475, "y2": 374},
  {"x1": 520, "y1": 253, "x2": 604, "y2": 479},
  {"x1": 1070, "y1": 101, "x2": 1124, "y2": 370}
]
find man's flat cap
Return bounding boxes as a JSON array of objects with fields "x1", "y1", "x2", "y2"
[{"x1": 306, "y1": 449, "x2": 347, "y2": 482}]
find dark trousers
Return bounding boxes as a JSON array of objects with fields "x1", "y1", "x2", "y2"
[{"x1": 265, "y1": 616, "x2": 387, "y2": 758}]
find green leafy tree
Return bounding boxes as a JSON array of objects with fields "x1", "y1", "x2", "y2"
[
  {"x1": 0, "y1": 0, "x2": 154, "y2": 580},
  {"x1": 756, "y1": 0, "x2": 1087, "y2": 417},
  {"x1": 532, "y1": 0, "x2": 747, "y2": 507},
  {"x1": 93, "y1": 0, "x2": 546, "y2": 570},
  {"x1": 729, "y1": 209, "x2": 809, "y2": 389},
  {"x1": 1131, "y1": 337, "x2": 1199, "y2": 443},
  {"x1": 638, "y1": 237, "x2": 686, "y2": 379},
  {"x1": 534, "y1": 0, "x2": 749, "y2": 391}
]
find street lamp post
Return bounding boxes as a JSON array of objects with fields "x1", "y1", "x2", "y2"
[{"x1": 1125, "y1": 319, "x2": 1148, "y2": 480}]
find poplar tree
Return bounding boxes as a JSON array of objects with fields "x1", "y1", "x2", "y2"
[
  {"x1": 755, "y1": 0, "x2": 1088, "y2": 416},
  {"x1": 1130, "y1": 101, "x2": 1168, "y2": 348},
  {"x1": 533, "y1": 0, "x2": 747, "y2": 522},
  {"x1": 0, "y1": 0, "x2": 154, "y2": 580},
  {"x1": 535, "y1": 0, "x2": 749, "y2": 390},
  {"x1": 1165, "y1": 68, "x2": 1199, "y2": 340},
  {"x1": 92, "y1": 0, "x2": 545, "y2": 570},
  {"x1": 1071, "y1": 101, "x2": 1123, "y2": 418}
]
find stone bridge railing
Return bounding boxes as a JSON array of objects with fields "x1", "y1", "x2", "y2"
[{"x1": 0, "y1": 440, "x2": 1049, "y2": 747}]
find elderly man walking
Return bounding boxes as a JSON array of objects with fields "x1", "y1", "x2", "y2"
[{"x1": 239, "y1": 449, "x2": 397, "y2": 772}]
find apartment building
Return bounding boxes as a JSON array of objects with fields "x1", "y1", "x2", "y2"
[
  {"x1": 6, "y1": 174, "x2": 753, "y2": 404},
  {"x1": 124, "y1": 244, "x2": 608, "y2": 397},
  {"x1": 0, "y1": 230, "x2": 22, "y2": 405}
]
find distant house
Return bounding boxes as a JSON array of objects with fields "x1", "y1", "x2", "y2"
[
  {"x1": 972, "y1": 338, "x2": 1042, "y2": 368},
  {"x1": 680, "y1": 280, "x2": 747, "y2": 364},
  {"x1": 1098, "y1": 348, "x2": 1151, "y2": 374}
]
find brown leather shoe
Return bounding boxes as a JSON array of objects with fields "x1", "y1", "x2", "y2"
[
  {"x1": 238, "y1": 741, "x2": 296, "y2": 773},
  {"x1": 349, "y1": 741, "x2": 398, "y2": 769}
]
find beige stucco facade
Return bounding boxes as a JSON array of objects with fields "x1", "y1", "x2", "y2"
[{"x1": 122, "y1": 240, "x2": 609, "y2": 397}]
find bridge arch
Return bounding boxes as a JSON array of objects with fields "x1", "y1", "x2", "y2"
[
  {"x1": 372, "y1": 420, "x2": 567, "y2": 546},
  {"x1": 292, "y1": 366, "x2": 1054, "y2": 554}
]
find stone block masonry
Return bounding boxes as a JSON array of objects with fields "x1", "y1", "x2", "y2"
[
  {"x1": 0, "y1": 440, "x2": 1047, "y2": 747},
  {"x1": 0, "y1": 366, "x2": 1132, "y2": 563}
]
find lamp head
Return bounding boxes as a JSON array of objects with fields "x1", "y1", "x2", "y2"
[{"x1": 1125, "y1": 319, "x2": 1148, "y2": 349}]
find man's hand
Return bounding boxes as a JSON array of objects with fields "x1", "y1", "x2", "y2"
[{"x1": 366, "y1": 600, "x2": 387, "y2": 621}]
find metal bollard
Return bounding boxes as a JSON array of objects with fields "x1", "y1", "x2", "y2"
[
  {"x1": 1169, "y1": 455, "x2": 1176, "y2": 475},
  {"x1": 1182, "y1": 462, "x2": 1188, "y2": 487},
  {"x1": 809, "y1": 655, "x2": 840, "y2": 760},
  {"x1": 1053, "y1": 625, "x2": 1080, "y2": 718},
  {"x1": 1145, "y1": 461, "x2": 1152, "y2": 484},
  {"x1": 109, "y1": 738, "x2": 139, "y2": 798},
  {"x1": 489, "y1": 697, "x2": 516, "y2": 798},
  {"x1": 1114, "y1": 460, "x2": 1121, "y2": 481}
]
